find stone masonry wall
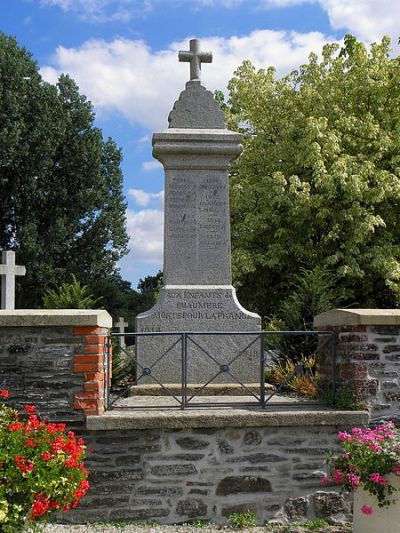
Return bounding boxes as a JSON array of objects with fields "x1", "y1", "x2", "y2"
[
  {"x1": 317, "y1": 324, "x2": 400, "y2": 422},
  {"x1": 0, "y1": 325, "x2": 108, "y2": 421},
  {"x1": 62, "y1": 425, "x2": 351, "y2": 526}
]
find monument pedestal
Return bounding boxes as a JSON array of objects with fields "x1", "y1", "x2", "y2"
[{"x1": 136, "y1": 285, "x2": 260, "y2": 384}]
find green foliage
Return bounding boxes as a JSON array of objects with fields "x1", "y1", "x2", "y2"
[
  {"x1": 264, "y1": 266, "x2": 347, "y2": 361},
  {"x1": 111, "y1": 343, "x2": 136, "y2": 388},
  {"x1": 302, "y1": 519, "x2": 331, "y2": 530},
  {"x1": 0, "y1": 33, "x2": 128, "y2": 308},
  {"x1": 278, "y1": 267, "x2": 348, "y2": 331},
  {"x1": 131, "y1": 520, "x2": 160, "y2": 526},
  {"x1": 42, "y1": 275, "x2": 99, "y2": 309},
  {"x1": 225, "y1": 35, "x2": 400, "y2": 320},
  {"x1": 323, "y1": 383, "x2": 365, "y2": 411},
  {"x1": 184, "y1": 518, "x2": 211, "y2": 527},
  {"x1": 228, "y1": 509, "x2": 257, "y2": 528},
  {"x1": 136, "y1": 271, "x2": 164, "y2": 310}
]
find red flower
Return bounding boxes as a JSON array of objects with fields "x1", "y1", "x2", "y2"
[
  {"x1": 24, "y1": 438, "x2": 37, "y2": 448},
  {"x1": 41, "y1": 452, "x2": 52, "y2": 462},
  {"x1": 14, "y1": 455, "x2": 34, "y2": 473},
  {"x1": 79, "y1": 479, "x2": 90, "y2": 491},
  {"x1": 0, "y1": 389, "x2": 9, "y2": 398},
  {"x1": 31, "y1": 495, "x2": 51, "y2": 519},
  {"x1": 8, "y1": 421, "x2": 24, "y2": 432},
  {"x1": 27, "y1": 414, "x2": 41, "y2": 428},
  {"x1": 24, "y1": 405, "x2": 36, "y2": 413}
]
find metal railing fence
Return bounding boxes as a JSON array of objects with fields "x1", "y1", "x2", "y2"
[{"x1": 105, "y1": 330, "x2": 336, "y2": 411}]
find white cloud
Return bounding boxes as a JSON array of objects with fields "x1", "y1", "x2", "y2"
[
  {"x1": 128, "y1": 188, "x2": 164, "y2": 207},
  {"x1": 39, "y1": 0, "x2": 152, "y2": 22},
  {"x1": 318, "y1": 0, "x2": 400, "y2": 43},
  {"x1": 141, "y1": 160, "x2": 163, "y2": 172},
  {"x1": 260, "y1": 0, "x2": 400, "y2": 42},
  {"x1": 126, "y1": 208, "x2": 163, "y2": 263},
  {"x1": 41, "y1": 30, "x2": 331, "y2": 130}
]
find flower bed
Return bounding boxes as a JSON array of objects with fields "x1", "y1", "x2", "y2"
[{"x1": 0, "y1": 389, "x2": 89, "y2": 532}]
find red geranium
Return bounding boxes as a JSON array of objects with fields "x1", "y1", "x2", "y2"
[{"x1": 0, "y1": 390, "x2": 90, "y2": 532}]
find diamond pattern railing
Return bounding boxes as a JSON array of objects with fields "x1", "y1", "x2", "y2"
[{"x1": 106, "y1": 330, "x2": 336, "y2": 410}]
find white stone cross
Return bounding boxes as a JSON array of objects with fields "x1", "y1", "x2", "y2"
[
  {"x1": 178, "y1": 39, "x2": 212, "y2": 81},
  {"x1": 115, "y1": 316, "x2": 129, "y2": 349},
  {"x1": 0, "y1": 251, "x2": 26, "y2": 310}
]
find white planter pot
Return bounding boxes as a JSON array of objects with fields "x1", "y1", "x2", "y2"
[{"x1": 353, "y1": 474, "x2": 400, "y2": 533}]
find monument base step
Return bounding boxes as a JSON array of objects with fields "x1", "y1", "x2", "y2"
[{"x1": 129, "y1": 383, "x2": 274, "y2": 397}]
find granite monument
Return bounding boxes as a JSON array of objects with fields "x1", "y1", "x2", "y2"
[{"x1": 136, "y1": 39, "x2": 261, "y2": 385}]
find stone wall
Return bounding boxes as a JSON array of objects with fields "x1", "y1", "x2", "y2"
[
  {"x1": 315, "y1": 309, "x2": 400, "y2": 422},
  {"x1": 0, "y1": 309, "x2": 371, "y2": 526},
  {"x1": 63, "y1": 425, "x2": 355, "y2": 526},
  {"x1": 0, "y1": 310, "x2": 112, "y2": 419}
]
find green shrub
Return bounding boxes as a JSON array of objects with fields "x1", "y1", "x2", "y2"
[{"x1": 43, "y1": 274, "x2": 100, "y2": 309}]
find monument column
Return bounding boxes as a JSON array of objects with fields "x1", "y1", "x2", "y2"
[{"x1": 136, "y1": 39, "x2": 261, "y2": 384}]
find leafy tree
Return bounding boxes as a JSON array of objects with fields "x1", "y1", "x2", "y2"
[
  {"x1": 136, "y1": 270, "x2": 163, "y2": 310},
  {"x1": 0, "y1": 33, "x2": 128, "y2": 308},
  {"x1": 224, "y1": 35, "x2": 400, "y2": 321}
]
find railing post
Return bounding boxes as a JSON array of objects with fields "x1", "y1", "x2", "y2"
[
  {"x1": 104, "y1": 335, "x2": 110, "y2": 411},
  {"x1": 260, "y1": 333, "x2": 266, "y2": 409},
  {"x1": 181, "y1": 333, "x2": 187, "y2": 409},
  {"x1": 331, "y1": 332, "x2": 338, "y2": 398}
]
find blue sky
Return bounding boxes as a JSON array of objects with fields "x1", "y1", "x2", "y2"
[{"x1": 0, "y1": 0, "x2": 397, "y2": 289}]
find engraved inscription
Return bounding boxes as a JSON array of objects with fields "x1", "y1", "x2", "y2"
[
  {"x1": 167, "y1": 176, "x2": 196, "y2": 240},
  {"x1": 144, "y1": 291, "x2": 252, "y2": 323},
  {"x1": 198, "y1": 176, "x2": 227, "y2": 251}
]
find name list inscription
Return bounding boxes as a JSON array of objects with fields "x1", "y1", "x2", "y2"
[{"x1": 166, "y1": 175, "x2": 228, "y2": 251}]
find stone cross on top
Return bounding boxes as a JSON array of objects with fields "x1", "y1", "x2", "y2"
[
  {"x1": 178, "y1": 39, "x2": 212, "y2": 81},
  {"x1": 0, "y1": 251, "x2": 26, "y2": 310}
]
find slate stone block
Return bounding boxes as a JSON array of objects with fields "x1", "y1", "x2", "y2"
[
  {"x1": 229, "y1": 453, "x2": 287, "y2": 464},
  {"x1": 176, "y1": 498, "x2": 207, "y2": 517},
  {"x1": 150, "y1": 464, "x2": 197, "y2": 476},
  {"x1": 109, "y1": 508, "x2": 169, "y2": 521},
  {"x1": 312, "y1": 491, "x2": 346, "y2": 518},
  {"x1": 243, "y1": 430, "x2": 262, "y2": 446},
  {"x1": 176, "y1": 437, "x2": 210, "y2": 449},
  {"x1": 216, "y1": 476, "x2": 271, "y2": 495},
  {"x1": 284, "y1": 497, "x2": 309, "y2": 520}
]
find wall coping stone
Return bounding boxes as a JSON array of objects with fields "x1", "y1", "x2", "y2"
[
  {"x1": 314, "y1": 309, "x2": 400, "y2": 327},
  {"x1": 0, "y1": 309, "x2": 112, "y2": 328},
  {"x1": 87, "y1": 407, "x2": 369, "y2": 430}
]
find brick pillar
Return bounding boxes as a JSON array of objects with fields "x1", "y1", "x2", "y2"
[
  {"x1": 0, "y1": 310, "x2": 112, "y2": 422},
  {"x1": 73, "y1": 326, "x2": 109, "y2": 416},
  {"x1": 314, "y1": 309, "x2": 400, "y2": 421}
]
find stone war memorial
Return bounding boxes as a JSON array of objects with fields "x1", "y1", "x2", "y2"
[
  {"x1": 136, "y1": 39, "x2": 261, "y2": 385},
  {"x1": 4, "y1": 37, "x2": 400, "y2": 529}
]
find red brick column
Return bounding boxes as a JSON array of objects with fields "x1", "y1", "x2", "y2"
[
  {"x1": 316, "y1": 323, "x2": 378, "y2": 401},
  {"x1": 73, "y1": 326, "x2": 110, "y2": 416},
  {"x1": 313, "y1": 310, "x2": 400, "y2": 414}
]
